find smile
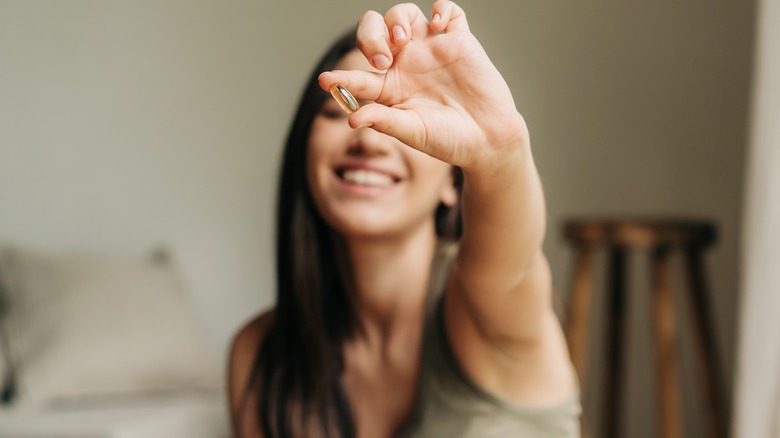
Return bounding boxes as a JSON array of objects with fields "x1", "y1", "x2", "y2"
[{"x1": 339, "y1": 169, "x2": 396, "y2": 187}]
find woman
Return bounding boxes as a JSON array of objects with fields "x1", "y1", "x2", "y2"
[{"x1": 228, "y1": 1, "x2": 580, "y2": 437}]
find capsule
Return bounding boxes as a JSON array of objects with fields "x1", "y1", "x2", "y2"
[{"x1": 329, "y1": 83, "x2": 360, "y2": 114}]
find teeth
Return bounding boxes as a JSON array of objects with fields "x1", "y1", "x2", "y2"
[{"x1": 342, "y1": 169, "x2": 394, "y2": 187}]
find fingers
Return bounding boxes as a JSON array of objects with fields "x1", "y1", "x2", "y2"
[
  {"x1": 356, "y1": 4, "x2": 427, "y2": 69},
  {"x1": 356, "y1": 2, "x2": 448, "y2": 70},
  {"x1": 318, "y1": 72, "x2": 424, "y2": 150},
  {"x1": 382, "y1": 3, "x2": 430, "y2": 47},
  {"x1": 318, "y1": 0, "x2": 475, "y2": 152},
  {"x1": 354, "y1": 2, "x2": 471, "y2": 71},
  {"x1": 431, "y1": 0, "x2": 470, "y2": 33}
]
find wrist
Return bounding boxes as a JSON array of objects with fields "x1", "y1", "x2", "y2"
[
  {"x1": 463, "y1": 111, "x2": 529, "y2": 167},
  {"x1": 461, "y1": 143, "x2": 534, "y2": 190},
  {"x1": 462, "y1": 114, "x2": 531, "y2": 175}
]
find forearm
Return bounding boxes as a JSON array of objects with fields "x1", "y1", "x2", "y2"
[{"x1": 457, "y1": 139, "x2": 547, "y2": 293}]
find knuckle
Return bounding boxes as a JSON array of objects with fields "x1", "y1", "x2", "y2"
[
  {"x1": 358, "y1": 10, "x2": 380, "y2": 24},
  {"x1": 366, "y1": 34, "x2": 386, "y2": 47},
  {"x1": 386, "y1": 3, "x2": 414, "y2": 18},
  {"x1": 357, "y1": 35, "x2": 385, "y2": 53},
  {"x1": 403, "y1": 2, "x2": 423, "y2": 16}
]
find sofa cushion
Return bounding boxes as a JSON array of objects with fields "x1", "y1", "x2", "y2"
[
  {"x1": 0, "y1": 245, "x2": 221, "y2": 407},
  {"x1": 0, "y1": 389, "x2": 230, "y2": 437}
]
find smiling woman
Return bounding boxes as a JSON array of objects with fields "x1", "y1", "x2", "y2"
[{"x1": 227, "y1": 1, "x2": 580, "y2": 437}]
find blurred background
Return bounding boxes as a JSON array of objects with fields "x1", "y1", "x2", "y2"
[{"x1": 0, "y1": 0, "x2": 776, "y2": 437}]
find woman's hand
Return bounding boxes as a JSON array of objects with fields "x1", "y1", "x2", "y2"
[{"x1": 318, "y1": 0, "x2": 528, "y2": 170}]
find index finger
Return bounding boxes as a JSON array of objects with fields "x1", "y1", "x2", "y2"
[{"x1": 318, "y1": 69, "x2": 385, "y2": 104}]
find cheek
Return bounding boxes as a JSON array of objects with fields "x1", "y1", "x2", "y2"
[
  {"x1": 305, "y1": 121, "x2": 331, "y2": 204},
  {"x1": 410, "y1": 160, "x2": 456, "y2": 211},
  {"x1": 413, "y1": 155, "x2": 453, "y2": 192},
  {"x1": 307, "y1": 119, "x2": 337, "y2": 178},
  {"x1": 307, "y1": 117, "x2": 350, "y2": 163}
]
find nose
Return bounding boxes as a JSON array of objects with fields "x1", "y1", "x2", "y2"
[{"x1": 346, "y1": 126, "x2": 394, "y2": 157}]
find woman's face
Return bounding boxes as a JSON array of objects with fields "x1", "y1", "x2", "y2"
[{"x1": 307, "y1": 49, "x2": 457, "y2": 240}]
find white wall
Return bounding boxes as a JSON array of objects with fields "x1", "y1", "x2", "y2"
[
  {"x1": 734, "y1": 0, "x2": 780, "y2": 435},
  {"x1": 0, "y1": 1, "x2": 755, "y2": 435}
]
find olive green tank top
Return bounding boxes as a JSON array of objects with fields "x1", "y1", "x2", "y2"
[{"x1": 399, "y1": 241, "x2": 581, "y2": 438}]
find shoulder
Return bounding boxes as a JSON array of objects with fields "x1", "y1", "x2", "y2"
[
  {"x1": 229, "y1": 309, "x2": 275, "y2": 375},
  {"x1": 228, "y1": 309, "x2": 275, "y2": 437}
]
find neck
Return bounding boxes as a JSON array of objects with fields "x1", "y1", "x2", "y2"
[{"x1": 342, "y1": 224, "x2": 438, "y2": 345}]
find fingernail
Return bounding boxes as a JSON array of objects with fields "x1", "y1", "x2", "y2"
[
  {"x1": 356, "y1": 122, "x2": 374, "y2": 129},
  {"x1": 392, "y1": 25, "x2": 406, "y2": 42},
  {"x1": 372, "y1": 54, "x2": 390, "y2": 69},
  {"x1": 432, "y1": 13, "x2": 441, "y2": 23}
]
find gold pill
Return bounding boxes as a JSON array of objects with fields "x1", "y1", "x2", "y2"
[{"x1": 329, "y1": 83, "x2": 360, "y2": 114}]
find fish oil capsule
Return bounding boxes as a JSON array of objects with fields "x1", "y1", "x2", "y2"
[{"x1": 329, "y1": 83, "x2": 360, "y2": 114}]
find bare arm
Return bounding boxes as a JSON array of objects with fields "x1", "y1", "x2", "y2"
[
  {"x1": 227, "y1": 311, "x2": 273, "y2": 437},
  {"x1": 447, "y1": 145, "x2": 575, "y2": 406}
]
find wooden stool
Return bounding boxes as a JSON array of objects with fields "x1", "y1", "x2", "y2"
[{"x1": 562, "y1": 218, "x2": 726, "y2": 438}]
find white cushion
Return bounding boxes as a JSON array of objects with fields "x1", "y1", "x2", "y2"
[
  {"x1": 0, "y1": 246, "x2": 222, "y2": 407},
  {"x1": 0, "y1": 390, "x2": 230, "y2": 438}
]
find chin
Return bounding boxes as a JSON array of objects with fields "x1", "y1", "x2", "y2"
[
  {"x1": 325, "y1": 212, "x2": 438, "y2": 243},
  {"x1": 327, "y1": 216, "x2": 399, "y2": 239}
]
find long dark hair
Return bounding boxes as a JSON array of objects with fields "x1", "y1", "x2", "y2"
[{"x1": 245, "y1": 29, "x2": 463, "y2": 438}]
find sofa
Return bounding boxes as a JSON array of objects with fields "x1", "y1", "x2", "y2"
[{"x1": 0, "y1": 244, "x2": 230, "y2": 437}]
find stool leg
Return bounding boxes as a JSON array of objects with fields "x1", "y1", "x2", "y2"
[
  {"x1": 565, "y1": 243, "x2": 595, "y2": 392},
  {"x1": 603, "y1": 247, "x2": 627, "y2": 438},
  {"x1": 651, "y1": 245, "x2": 683, "y2": 438},
  {"x1": 683, "y1": 246, "x2": 727, "y2": 438}
]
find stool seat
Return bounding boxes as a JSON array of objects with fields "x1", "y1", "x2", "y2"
[
  {"x1": 563, "y1": 218, "x2": 726, "y2": 438},
  {"x1": 564, "y1": 218, "x2": 716, "y2": 248}
]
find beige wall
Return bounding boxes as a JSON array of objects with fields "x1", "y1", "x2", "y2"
[{"x1": 0, "y1": 1, "x2": 755, "y2": 435}]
